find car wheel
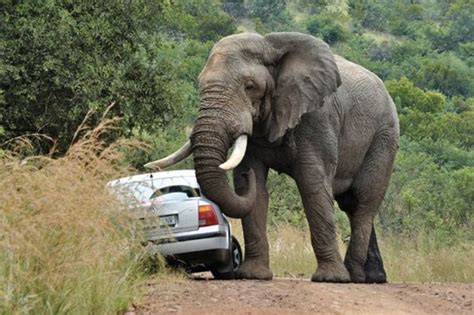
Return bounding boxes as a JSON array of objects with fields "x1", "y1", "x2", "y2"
[{"x1": 211, "y1": 236, "x2": 242, "y2": 280}]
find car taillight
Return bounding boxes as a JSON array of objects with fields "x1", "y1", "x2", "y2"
[{"x1": 198, "y1": 204, "x2": 218, "y2": 227}]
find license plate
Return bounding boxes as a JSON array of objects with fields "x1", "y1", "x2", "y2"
[{"x1": 159, "y1": 215, "x2": 177, "y2": 226}]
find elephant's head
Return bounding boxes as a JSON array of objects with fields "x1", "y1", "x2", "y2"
[{"x1": 145, "y1": 32, "x2": 341, "y2": 218}]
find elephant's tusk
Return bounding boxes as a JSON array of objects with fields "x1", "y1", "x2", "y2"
[
  {"x1": 144, "y1": 140, "x2": 192, "y2": 170},
  {"x1": 219, "y1": 135, "x2": 248, "y2": 171}
]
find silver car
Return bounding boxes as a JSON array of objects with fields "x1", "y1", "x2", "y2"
[{"x1": 108, "y1": 170, "x2": 242, "y2": 279}]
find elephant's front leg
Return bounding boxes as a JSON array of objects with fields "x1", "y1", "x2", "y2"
[
  {"x1": 233, "y1": 156, "x2": 272, "y2": 280},
  {"x1": 295, "y1": 169, "x2": 350, "y2": 283}
]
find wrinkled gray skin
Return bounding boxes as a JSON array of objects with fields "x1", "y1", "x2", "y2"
[{"x1": 190, "y1": 32, "x2": 399, "y2": 283}]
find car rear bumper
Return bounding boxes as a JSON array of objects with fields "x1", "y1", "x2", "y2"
[
  {"x1": 168, "y1": 248, "x2": 230, "y2": 268},
  {"x1": 145, "y1": 224, "x2": 231, "y2": 265}
]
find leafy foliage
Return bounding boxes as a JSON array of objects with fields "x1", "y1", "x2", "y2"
[
  {"x1": 381, "y1": 142, "x2": 473, "y2": 243},
  {"x1": 413, "y1": 53, "x2": 473, "y2": 97},
  {"x1": 1, "y1": 1, "x2": 234, "y2": 154},
  {"x1": 386, "y1": 77, "x2": 445, "y2": 113},
  {"x1": 304, "y1": 6, "x2": 350, "y2": 44},
  {"x1": 267, "y1": 170, "x2": 305, "y2": 226},
  {"x1": 246, "y1": 0, "x2": 293, "y2": 32}
]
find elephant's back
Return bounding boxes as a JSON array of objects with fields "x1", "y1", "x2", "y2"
[{"x1": 333, "y1": 55, "x2": 398, "y2": 129}]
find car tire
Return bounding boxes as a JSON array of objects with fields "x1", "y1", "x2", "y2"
[{"x1": 211, "y1": 236, "x2": 242, "y2": 280}]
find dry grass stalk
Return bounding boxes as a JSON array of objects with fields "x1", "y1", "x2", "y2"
[{"x1": 0, "y1": 107, "x2": 151, "y2": 314}]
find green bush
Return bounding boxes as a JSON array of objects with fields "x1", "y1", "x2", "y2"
[
  {"x1": 267, "y1": 171, "x2": 305, "y2": 227},
  {"x1": 164, "y1": 0, "x2": 237, "y2": 42},
  {"x1": 402, "y1": 138, "x2": 474, "y2": 170},
  {"x1": 380, "y1": 139, "x2": 473, "y2": 243},
  {"x1": 246, "y1": 0, "x2": 294, "y2": 32},
  {"x1": 399, "y1": 109, "x2": 473, "y2": 147},
  {"x1": 425, "y1": 0, "x2": 474, "y2": 52},
  {"x1": 386, "y1": 77, "x2": 445, "y2": 113},
  {"x1": 305, "y1": 14, "x2": 349, "y2": 44},
  {"x1": 414, "y1": 53, "x2": 473, "y2": 97}
]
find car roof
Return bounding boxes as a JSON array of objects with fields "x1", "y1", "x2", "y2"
[{"x1": 107, "y1": 169, "x2": 198, "y2": 188}]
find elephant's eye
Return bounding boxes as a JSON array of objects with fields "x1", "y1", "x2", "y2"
[{"x1": 245, "y1": 81, "x2": 255, "y2": 91}]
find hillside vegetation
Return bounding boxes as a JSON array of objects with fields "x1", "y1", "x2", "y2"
[{"x1": 1, "y1": 0, "x2": 473, "y2": 313}]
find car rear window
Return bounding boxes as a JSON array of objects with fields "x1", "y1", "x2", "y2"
[
  {"x1": 112, "y1": 182, "x2": 154, "y2": 204},
  {"x1": 110, "y1": 175, "x2": 200, "y2": 204},
  {"x1": 150, "y1": 185, "x2": 200, "y2": 199}
]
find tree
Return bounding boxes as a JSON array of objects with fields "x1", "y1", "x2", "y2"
[
  {"x1": 0, "y1": 2, "x2": 163, "y2": 152},
  {"x1": 414, "y1": 53, "x2": 473, "y2": 97},
  {"x1": 290, "y1": 0, "x2": 329, "y2": 14},
  {"x1": 0, "y1": 1, "x2": 235, "y2": 154},
  {"x1": 245, "y1": 0, "x2": 293, "y2": 32},
  {"x1": 305, "y1": 12, "x2": 349, "y2": 44},
  {"x1": 223, "y1": 0, "x2": 247, "y2": 19},
  {"x1": 160, "y1": 0, "x2": 237, "y2": 42},
  {"x1": 426, "y1": 0, "x2": 474, "y2": 52}
]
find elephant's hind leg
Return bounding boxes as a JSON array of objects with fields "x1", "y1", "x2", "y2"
[
  {"x1": 365, "y1": 226, "x2": 387, "y2": 283},
  {"x1": 341, "y1": 130, "x2": 397, "y2": 283},
  {"x1": 233, "y1": 156, "x2": 273, "y2": 280},
  {"x1": 336, "y1": 191, "x2": 387, "y2": 283}
]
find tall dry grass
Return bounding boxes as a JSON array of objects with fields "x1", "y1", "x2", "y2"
[
  {"x1": 0, "y1": 110, "x2": 152, "y2": 314},
  {"x1": 231, "y1": 220, "x2": 474, "y2": 282},
  {"x1": 381, "y1": 235, "x2": 474, "y2": 283},
  {"x1": 230, "y1": 220, "x2": 336, "y2": 278}
]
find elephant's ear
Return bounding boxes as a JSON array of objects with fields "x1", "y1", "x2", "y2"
[{"x1": 263, "y1": 32, "x2": 341, "y2": 142}]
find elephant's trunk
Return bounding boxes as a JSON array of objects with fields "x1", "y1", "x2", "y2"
[{"x1": 191, "y1": 103, "x2": 256, "y2": 218}]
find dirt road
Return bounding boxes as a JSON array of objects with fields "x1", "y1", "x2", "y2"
[{"x1": 138, "y1": 274, "x2": 473, "y2": 314}]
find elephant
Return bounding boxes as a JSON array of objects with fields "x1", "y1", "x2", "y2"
[{"x1": 145, "y1": 32, "x2": 399, "y2": 283}]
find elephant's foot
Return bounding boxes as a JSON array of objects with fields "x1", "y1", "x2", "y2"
[
  {"x1": 345, "y1": 260, "x2": 366, "y2": 283},
  {"x1": 365, "y1": 268, "x2": 387, "y2": 283},
  {"x1": 311, "y1": 261, "x2": 350, "y2": 283},
  {"x1": 345, "y1": 258, "x2": 388, "y2": 283},
  {"x1": 364, "y1": 234, "x2": 388, "y2": 283},
  {"x1": 236, "y1": 259, "x2": 273, "y2": 280}
]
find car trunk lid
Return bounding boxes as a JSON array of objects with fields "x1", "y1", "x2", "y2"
[{"x1": 143, "y1": 192, "x2": 200, "y2": 240}]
